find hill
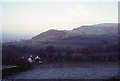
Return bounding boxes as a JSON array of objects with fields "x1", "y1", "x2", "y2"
[
  {"x1": 4, "y1": 23, "x2": 118, "y2": 48},
  {"x1": 2, "y1": 23, "x2": 119, "y2": 64}
]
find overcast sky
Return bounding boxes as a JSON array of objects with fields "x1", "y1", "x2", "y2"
[{"x1": 0, "y1": 0, "x2": 118, "y2": 42}]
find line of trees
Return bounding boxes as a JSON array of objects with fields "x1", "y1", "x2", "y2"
[{"x1": 2, "y1": 43, "x2": 119, "y2": 65}]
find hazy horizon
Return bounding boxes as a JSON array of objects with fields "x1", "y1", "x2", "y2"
[{"x1": 1, "y1": 1, "x2": 118, "y2": 42}]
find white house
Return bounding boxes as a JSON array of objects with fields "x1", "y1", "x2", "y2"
[
  {"x1": 28, "y1": 55, "x2": 33, "y2": 63},
  {"x1": 35, "y1": 56, "x2": 42, "y2": 63}
]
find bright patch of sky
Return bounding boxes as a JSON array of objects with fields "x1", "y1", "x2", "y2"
[{"x1": 0, "y1": 0, "x2": 118, "y2": 42}]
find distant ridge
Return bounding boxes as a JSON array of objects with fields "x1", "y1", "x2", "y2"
[{"x1": 32, "y1": 23, "x2": 118, "y2": 42}]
